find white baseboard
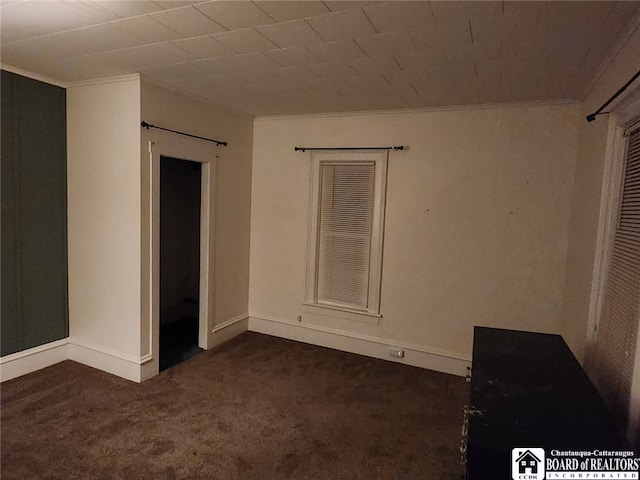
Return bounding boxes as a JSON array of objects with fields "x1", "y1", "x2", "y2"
[
  {"x1": 210, "y1": 313, "x2": 249, "y2": 348},
  {"x1": 0, "y1": 339, "x2": 69, "y2": 382},
  {"x1": 67, "y1": 339, "x2": 145, "y2": 383},
  {"x1": 248, "y1": 315, "x2": 471, "y2": 377}
]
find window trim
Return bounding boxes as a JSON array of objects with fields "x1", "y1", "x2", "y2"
[{"x1": 305, "y1": 150, "x2": 388, "y2": 317}]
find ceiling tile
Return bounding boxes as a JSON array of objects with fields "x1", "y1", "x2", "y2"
[
  {"x1": 503, "y1": 1, "x2": 540, "y2": 16},
  {"x1": 1, "y1": 22, "x2": 146, "y2": 59},
  {"x1": 149, "y1": 6, "x2": 226, "y2": 36},
  {"x1": 343, "y1": 73, "x2": 391, "y2": 93},
  {"x1": 355, "y1": 31, "x2": 416, "y2": 57},
  {"x1": 305, "y1": 76, "x2": 345, "y2": 93},
  {"x1": 474, "y1": 58, "x2": 501, "y2": 83},
  {"x1": 409, "y1": 26, "x2": 446, "y2": 51},
  {"x1": 363, "y1": 2, "x2": 435, "y2": 33},
  {"x1": 232, "y1": 69, "x2": 280, "y2": 86},
  {"x1": 323, "y1": 1, "x2": 380, "y2": 12},
  {"x1": 255, "y1": 1, "x2": 330, "y2": 22},
  {"x1": 190, "y1": 57, "x2": 241, "y2": 74},
  {"x1": 110, "y1": 15, "x2": 183, "y2": 43},
  {"x1": 245, "y1": 81, "x2": 295, "y2": 95},
  {"x1": 104, "y1": 42, "x2": 194, "y2": 69},
  {"x1": 395, "y1": 48, "x2": 448, "y2": 71},
  {"x1": 428, "y1": 62, "x2": 476, "y2": 85},
  {"x1": 257, "y1": 19, "x2": 324, "y2": 48},
  {"x1": 140, "y1": 61, "x2": 207, "y2": 82},
  {"x1": 171, "y1": 35, "x2": 233, "y2": 59},
  {"x1": 436, "y1": 19, "x2": 472, "y2": 48},
  {"x1": 430, "y1": 1, "x2": 502, "y2": 25},
  {"x1": 272, "y1": 65, "x2": 317, "y2": 83},
  {"x1": 307, "y1": 39, "x2": 366, "y2": 63},
  {"x1": 415, "y1": 76, "x2": 480, "y2": 106},
  {"x1": 306, "y1": 8, "x2": 376, "y2": 42},
  {"x1": 384, "y1": 69, "x2": 430, "y2": 86},
  {"x1": 350, "y1": 54, "x2": 401, "y2": 75},
  {"x1": 307, "y1": 61, "x2": 355, "y2": 78},
  {"x1": 194, "y1": 1, "x2": 275, "y2": 30},
  {"x1": 212, "y1": 28, "x2": 277, "y2": 54},
  {"x1": 225, "y1": 51, "x2": 280, "y2": 71},
  {"x1": 172, "y1": 74, "x2": 223, "y2": 97},
  {"x1": 390, "y1": 82, "x2": 426, "y2": 107},
  {"x1": 468, "y1": 14, "x2": 502, "y2": 45},
  {"x1": 263, "y1": 46, "x2": 320, "y2": 66},
  {"x1": 92, "y1": 1, "x2": 166, "y2": 18},
  {"x1": 0, "y1": 1, "x2": 119, "y2": 43},
  {"x1": 154, "y1": 1, "x2": 209, "y2": 9},
  {"x1": 448, "y1": 40, "x2": 502, "y2": 65}
]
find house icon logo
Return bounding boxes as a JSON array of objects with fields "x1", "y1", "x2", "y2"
[{"x1": 512, "y1": 448, "x2": 545, "y2": 480}]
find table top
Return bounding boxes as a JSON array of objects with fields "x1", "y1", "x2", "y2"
[{"x1": 467, "y1": 326, "x2": 630, "y2": 479}]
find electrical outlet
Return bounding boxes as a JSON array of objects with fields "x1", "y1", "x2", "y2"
[{"x1": 389, "y1": 347, "x2": 404, "y2": 358}]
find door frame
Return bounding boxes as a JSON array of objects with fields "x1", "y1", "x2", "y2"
[{"x1": 141, "y1": 131, "x2": 217, "y2": 380}]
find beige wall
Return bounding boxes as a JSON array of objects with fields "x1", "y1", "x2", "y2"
[
  {"x1": 67, "y1": 76, "x2": 142, "y2": 357},
  {"x1": 141, "y1": 82, "x2": 254, "y2": 327},
  {"x1": 250, "y1": 104, "x2": 581, "y2": 361},
  {"x1": 561, "y1": 23, "x2": 640, "y2": 363}
]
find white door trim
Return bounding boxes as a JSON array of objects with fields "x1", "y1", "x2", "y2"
[{"x1": 142, "y1": 132, "x2": 217, "y2": 379}]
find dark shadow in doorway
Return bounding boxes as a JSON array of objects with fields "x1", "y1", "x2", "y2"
[{"x1": 159, "y1": 316, "x2": 203, "y2": 371}]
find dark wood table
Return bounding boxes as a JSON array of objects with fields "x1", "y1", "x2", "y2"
[{"x1": 465, "y1": 326, "x2": 630, "y2": 479}]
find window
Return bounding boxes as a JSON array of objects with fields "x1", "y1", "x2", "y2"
[
  {"x1": 588, "y1": 116, "x2": 640, "y2": 427},
  {"x1": 305, "y1": 151, "x2": 388, "y2": 316}
]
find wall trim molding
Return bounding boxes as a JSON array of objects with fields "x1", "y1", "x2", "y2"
[
  {"x1": 210, "y1": 313, "x2": 249, "y2": 348},
  {"x1": 254, "y1": 99, "x2": 579, "y2": 122},
  {"x1": 67, "y1": 339, "x2": 142, "y2": 382},
  {"x1": 0, "y1": 338, "x2": 69, "y2": 382},
  {"x1": 0, "y1": 336, "x2": 154, "y2": 383},
  {"x1": 0, "y1": 65, "x2": 141, "y2": 90},
  {"x1": 68, "y1": 338, "x2": 150, "y2": 365},
  {"x1": 212, "y1": 313, "x2": 250, "y2": 333},
  {"x1": 65, "y1": 74, "x2": 140, "y2": 88},
  {"x1": 248, "y1": 315, "x2": 470, "y2": 377}
]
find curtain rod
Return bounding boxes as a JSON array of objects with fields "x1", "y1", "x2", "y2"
[
  {"x1": 294, "y1": 146, "x2": 404, "y2": 152},
  {"x1": 141, "y1": 121, "x2": 227, "y2": 147},
  {"x1": 586, "y1": 69, "x2": 640, "y2": 123}
]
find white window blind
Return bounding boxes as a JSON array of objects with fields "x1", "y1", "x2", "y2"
[
  {"x1": 590, "y1": 120, "x2": 640, "y2": 425},
  {"x1": 317, "y1": 163, "x2": 375, "y2": 309}
]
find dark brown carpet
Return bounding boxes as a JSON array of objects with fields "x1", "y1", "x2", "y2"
[{"x1": 1, "y1": 332, "x2": 467, "y2": 480}]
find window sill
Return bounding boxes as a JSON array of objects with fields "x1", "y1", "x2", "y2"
[{"x1": 302, "y1": 302, "x2": 382, "y2": 324}]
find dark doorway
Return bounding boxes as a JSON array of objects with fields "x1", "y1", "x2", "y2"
[{"x1": 159, "y1": 156, "x2": 203, "y2": 371}]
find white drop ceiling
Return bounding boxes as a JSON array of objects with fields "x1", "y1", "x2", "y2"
[{"x1": 1, "y1": 1, "x2": 638, "y2": 116}]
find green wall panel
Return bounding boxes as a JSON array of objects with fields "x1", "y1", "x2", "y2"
[{"x1": 1, "y1": 70, "x2": 68, "y2": 356}]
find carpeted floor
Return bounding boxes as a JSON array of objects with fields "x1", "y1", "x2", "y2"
[{"x1": 1, "y1": 332, "x2": 467, "y2": 480}]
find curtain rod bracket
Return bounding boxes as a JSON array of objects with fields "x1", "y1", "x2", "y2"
[{"x1": 141, "y1": 121, "x2": 227, "y2": 147}]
